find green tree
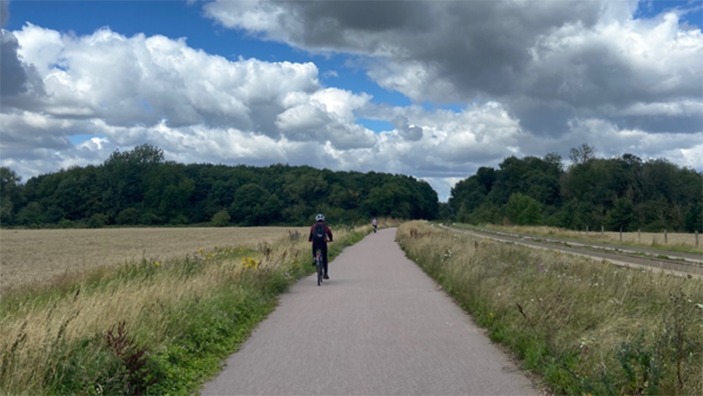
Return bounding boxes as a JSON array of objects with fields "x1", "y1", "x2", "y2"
[
  {"x1": 116, "y1": 208, "x2": 141, "y2": 225},
  {"x1": 486, "y1": 156, "x2": 561, "y2": 206},
  {"x1": 504, "y1": 193, "x2": 542, "y2": 225},
  {"x1": 469, "y1": 202, "x2": 500, "y2": 224},
  {"x1": 448, "y1": 166, "x2": 496, "y2": 220},
  {"x1": 0, "y1": 167, "x2": 24, "y2": 225},
  {"x1": 102, "y1": 144, "x2": 165, "y2": 221},
  {"x1": 16, "y1": 202, "x2": 46, "y2": 226},
  {"x1": 684, "y1": 199, "x2": 702, "y2": 232},
  {"x1": 2, "y1": 145, "x2": 437, "y2": 227},
  {"x1": 363, "y1": 181, "x2": 417, "y2": 218},
  {"x1": 608, "y1": 197, "x2": 635, "y2": 231},
  {"x1": 50, "y1": 167, "x2": 100, "y2": 221},
  {"x1": 143, "y1": 163, "x2": 194, "y2": 224},
  {"x1": 569, "y1": 143, "x2": 596, "y2": 165},
  {"x1": 230, "y1": 184, "x2": 279, "y2": 226},
  {"x1": 211, "y1": 209, "x2": 231, "y2": 227},
  {"x1": 364, "y1": 186, "x2": 396, "y2": 216}
]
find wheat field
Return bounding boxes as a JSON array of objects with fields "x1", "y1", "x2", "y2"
[{"x1": 0, "y1": 227, "x2": 308, "y2": 295}]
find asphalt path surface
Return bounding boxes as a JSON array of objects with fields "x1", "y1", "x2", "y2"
[{"x1": 201, "y1": 228, "x2": 540, "y2": 396}]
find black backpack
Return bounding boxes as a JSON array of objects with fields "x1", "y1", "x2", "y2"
[{"x1": 312, "y1": 222, "x2": 326, "y2": 243}]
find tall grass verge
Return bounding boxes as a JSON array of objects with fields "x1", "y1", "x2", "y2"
[
  {"x1": 0, "y1": 226, "x2": 368, "y2": 395},
  {"x1": 477, "y1": 224, "x2": 702, "y2": 255},
  {"x1": 397, "y1": 221, "x2": 703, "y2": 395}
]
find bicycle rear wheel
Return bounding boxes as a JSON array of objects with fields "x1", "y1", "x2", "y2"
[{"x1": 316, "y1": 250, "x2": 323, "y2": 286}]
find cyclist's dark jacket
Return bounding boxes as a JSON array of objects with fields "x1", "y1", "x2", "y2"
[{"x1": 308, "y1": 221, "x2": 333, "y2": 243}]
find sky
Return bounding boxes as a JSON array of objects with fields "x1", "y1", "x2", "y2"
[{"x1": 1, "y1": 0, "x2": 702, "y2": 202}]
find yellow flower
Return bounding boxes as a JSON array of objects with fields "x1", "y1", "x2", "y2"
[{"x1": 241, "y1": 257, "x2": 259, "y2": 270}]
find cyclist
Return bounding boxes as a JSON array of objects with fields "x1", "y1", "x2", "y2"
[
  {"x1": 309, "y1": 213, "x2": 333, "y2": 279},
  {"x1": 372, "y1": 217, "x2": 378, "y2": 233}
]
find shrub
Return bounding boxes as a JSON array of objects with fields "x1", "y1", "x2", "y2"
[
  {"x1": 211, "y1": 209, "x2": 231, "y2": 227},
  {"x1": 116, "y1": 208, "x2": 140, "y2": 225},
  {"x1": 87, "y1": 213, "x2": 109, "y2": 228}
]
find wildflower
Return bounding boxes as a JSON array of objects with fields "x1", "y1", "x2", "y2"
[
  {"x1": 241, "y1": 257, "x2": 259, "y2": 270},
  {"x1": 153, "y1": 261, "x2": 161, "y2": 267}
]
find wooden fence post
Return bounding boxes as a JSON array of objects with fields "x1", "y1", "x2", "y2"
[{"x1": 664, "y1": 230, "x2": 668, "y2": 244}]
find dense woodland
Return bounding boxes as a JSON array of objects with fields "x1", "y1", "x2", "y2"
[
  {"x1": 0, "y1": 144, "x2": 438, "y2": 227},
  {"x1": 1, "y1": 144, "x2": 701, "y2": 231},
  {"x1": 447, "y1": 144, "x2": 702, "y2": 232}
]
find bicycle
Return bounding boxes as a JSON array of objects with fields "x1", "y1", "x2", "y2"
[{"x1": 315, "y1": 248, "x2": 324, "y2": 286}]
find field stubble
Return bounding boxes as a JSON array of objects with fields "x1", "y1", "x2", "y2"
[{"x1": 0, "y1": 227, "x2": 307, "y2": 295}]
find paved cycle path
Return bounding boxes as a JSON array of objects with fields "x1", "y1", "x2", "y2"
[{"x1": 201, "y1": 228, "x2": 540, "y2": 395}]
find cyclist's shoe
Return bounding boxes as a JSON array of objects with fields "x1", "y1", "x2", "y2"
[{"x1": 323, "y1": 274, "x2": 329, "y2": 280}]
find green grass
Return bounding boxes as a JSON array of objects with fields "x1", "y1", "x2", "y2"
[{"x1": 398, "y1": 221, "x2": 703, "y2": 395}]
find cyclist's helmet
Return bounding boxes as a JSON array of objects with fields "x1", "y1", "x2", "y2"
[{"x1": 315, "y1": 213, "x2": 325, "y2": 222}]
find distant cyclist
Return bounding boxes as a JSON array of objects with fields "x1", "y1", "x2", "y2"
[
  {"x1": 372, "y1": 217, "x2": 378, "y2": 233},
  {"x1": 309, "y1": 213, "x2": 333, "y2": 279}
]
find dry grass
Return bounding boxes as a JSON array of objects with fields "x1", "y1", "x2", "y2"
[
  {"x1": 0, "y1": 223, "x2": 352, "y2": 394},
  {"x1": 483, "y1": 224, "x2": 702, "y2": 252},
  {"x1": 0, "y1": 227, "x2": 307, "y2": 295},
  {"x1": 398, "y1": 221, "x2": 703, "y2": 395},
  {"x1": 1, "y1": 243, "x2": 291, "y2": 370}
]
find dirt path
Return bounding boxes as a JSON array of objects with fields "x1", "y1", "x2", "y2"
[{"x1": 200, "y1": 228, "x2": 541, "y2": 395}]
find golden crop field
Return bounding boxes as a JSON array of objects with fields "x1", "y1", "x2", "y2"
[{"x1": 0, "y1": 227, "x2": 308, "y2": 295}]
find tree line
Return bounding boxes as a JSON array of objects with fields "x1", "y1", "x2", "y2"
[
  {"x1": 446, "y1": 144, "x2": 702, "y2": 232},
  {"x1": 2, "y1": 143, "x2": 700, "y2": 231},
  {"x1": 0, "y1": 144, "x2": 439, "y2": 228}
]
